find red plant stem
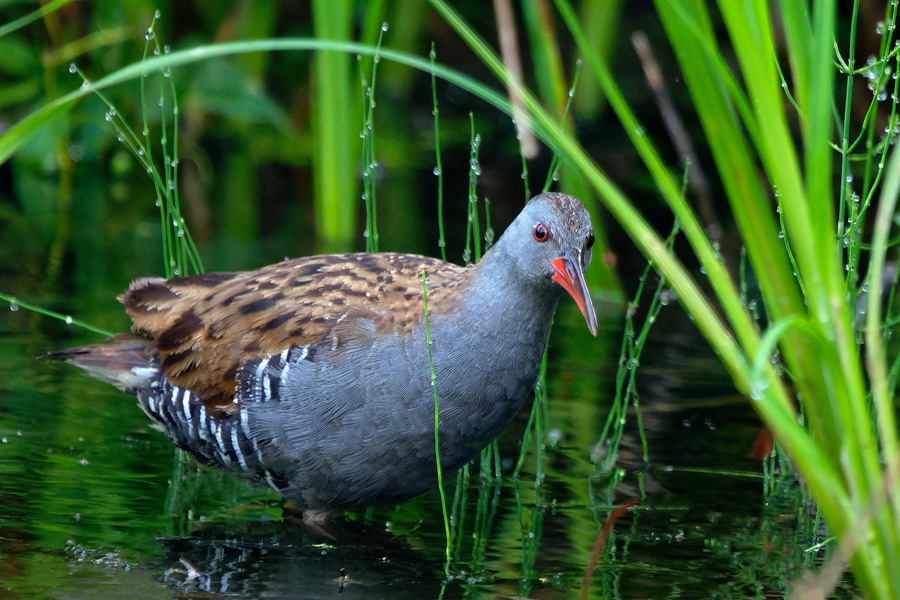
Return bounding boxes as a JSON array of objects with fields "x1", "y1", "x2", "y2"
[{"x1": 581, "y1": 499, "x2": 639, "y2": 600}]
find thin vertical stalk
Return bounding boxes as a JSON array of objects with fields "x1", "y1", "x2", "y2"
[
  {"x1": 865, "y1": 143, "x2": 900, "y2": 543},
  {"x1": 465, "y1": 114, "x2": 482, "y2": 263},
  {"x1": 361, "y1": 23, "x2": 388, "y2": 253},
  {"x1": 422, "y1": 269, "x2": 451, "y2": 564},
  {"x1": 430, "y1": 43, "x2": 447, "y2": 261}
]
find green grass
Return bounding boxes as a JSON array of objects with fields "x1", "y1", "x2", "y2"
[
  {"x1": 428, "y1": 0, "x2": 900, "y2": 596},
  {"x1": 593, "y1": 218, "x2": 680, "y2": 473}
]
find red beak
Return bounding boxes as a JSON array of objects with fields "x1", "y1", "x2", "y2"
[{"x1": 550, "y1": 251, "x2": 598, "y2": 337}]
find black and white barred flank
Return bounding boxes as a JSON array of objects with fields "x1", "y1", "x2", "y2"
[{"x1": 136, "y1": 345, "x2": 311, "y2": 494}]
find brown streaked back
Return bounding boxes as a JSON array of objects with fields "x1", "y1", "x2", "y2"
[{"x1": 121, "y1": 253, "x2": 471, "y2": 410}]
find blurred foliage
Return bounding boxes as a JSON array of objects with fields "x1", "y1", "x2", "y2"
[{"x1": 0, "y1": 0, "x2": 631, "y2": 322}]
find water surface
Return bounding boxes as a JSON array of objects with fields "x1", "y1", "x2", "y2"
[{"x1": 0, "y1": 294, "x2": 841, "y2": 599}]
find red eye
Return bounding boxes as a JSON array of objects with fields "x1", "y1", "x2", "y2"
[{"x1": 533, "y1": 223, "x2": 550, "y2": 242}]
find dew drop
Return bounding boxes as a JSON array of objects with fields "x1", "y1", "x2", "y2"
[
  {"x1": 9, "y1": 300, "x2": 19, "y2": 312},
  {"x1": 749, "y1": 379, "x2": 768, "y2": 400},
  {"x1": 65, "y1": 316, "x2": 73, "y2": 325},
  {"x1": 382, "y1": 22, "x2": 389, "y2": 32},
  {"x1": 68, "y1": 63, "x2": 77, "y2": 74},
  {"x1": 433, "y1": 166, "x2": 441, "y2": 176}
]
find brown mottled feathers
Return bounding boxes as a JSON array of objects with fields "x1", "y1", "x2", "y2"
[{"x1": 121, "y1": 253, "x2": 472, "y2": 410}]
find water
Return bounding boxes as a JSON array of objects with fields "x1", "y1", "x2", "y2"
[{"x1": 0, "y1": 294, "x2": 846, "y2": 598}]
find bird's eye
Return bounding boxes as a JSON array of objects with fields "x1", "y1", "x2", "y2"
[
  {"x1": 533, "y1": 223, "x2": 550, "y2": 243},
  {"x1": 586, "y1": 233, "x2": 595, "y2": 250}
]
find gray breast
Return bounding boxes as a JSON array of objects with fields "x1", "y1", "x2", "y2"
[{"x1": 240, "y1": 303, "x2": 549, "y2": 512}]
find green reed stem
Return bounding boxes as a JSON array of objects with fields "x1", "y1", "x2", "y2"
[
  {"x1": 0, "y1": 0, "x2": 74, "y2": 38},
  {"x1": 312, "y1": 0, "x2": 357, "y2": 253},
  {"x1": 465, "y1": 114, "x2": 482, "y2": 264},
  {"x1": 361, "y1": 23, "x2": 387, "y2": 254},
  {"x1": 595, "y1": 220, "x2": 678, "y2": 470},
  {"x1": 422, "y1": 269, "x2": 451, "y2": 563},
  {"x1": 543, "y1": 59, "x2": 582, "y2": 193},
  {"x1": 430, "y1": 43, "x2": 447, "y2": 261},
  {"x1": 0, "y1": 293, "x2": 114, "y2": 337}
]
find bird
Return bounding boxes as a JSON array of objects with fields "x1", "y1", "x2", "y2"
[{"x1": 51, "y1": 192, "x2": 598, "y2": 521}]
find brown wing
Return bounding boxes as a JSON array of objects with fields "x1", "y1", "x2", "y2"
[{"x1": 121, "y1": 253, "x2": 470, "y2": 410}]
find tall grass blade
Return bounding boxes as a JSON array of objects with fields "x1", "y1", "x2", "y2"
[
  {"x1": 0, "y1": 0, "x2": 74, "y2": 39},
  {"x1": 312, "y1": 0, "x2": 359, "y2": 253}
]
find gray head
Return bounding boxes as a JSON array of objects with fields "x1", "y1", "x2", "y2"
[{"x1": 486, "y1": 192, "x2": 598, "y2": 336}]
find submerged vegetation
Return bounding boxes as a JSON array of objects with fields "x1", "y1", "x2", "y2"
[{"x1": 1, "y1": 0, "x2": 899, "y2": 597}]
